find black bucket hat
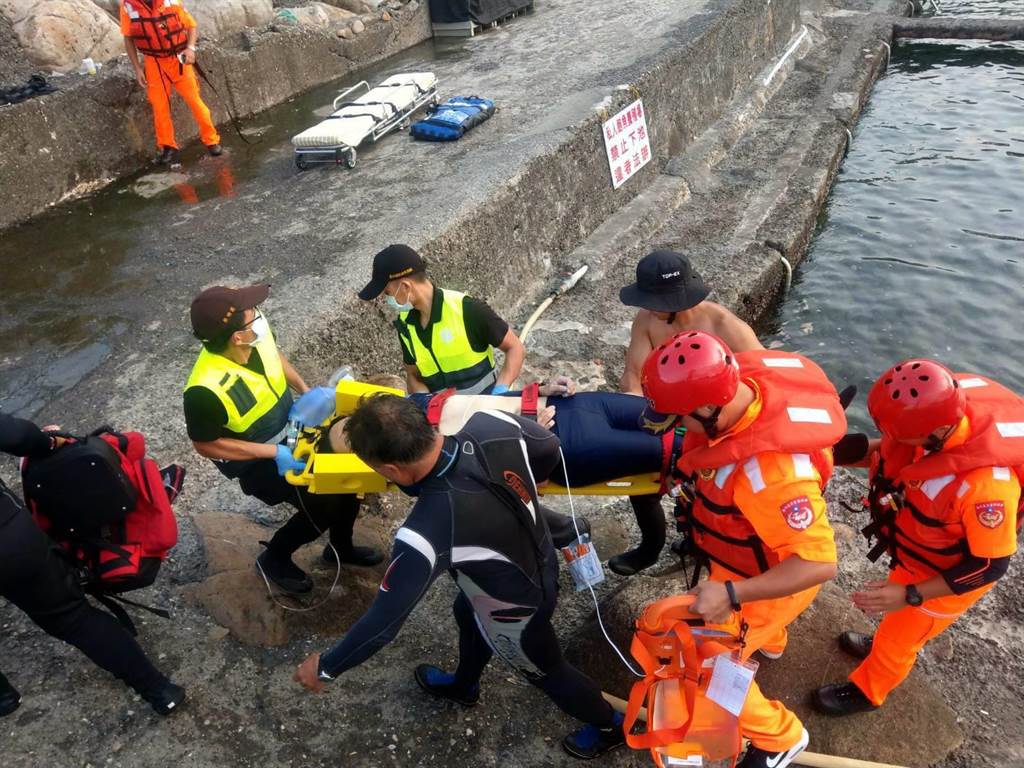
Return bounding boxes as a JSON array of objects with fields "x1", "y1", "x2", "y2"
[{"x1": 619, "y1": 250, "x2": 709, "y2": 313}]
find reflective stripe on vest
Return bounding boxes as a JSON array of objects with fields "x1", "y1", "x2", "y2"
[
  {"x1": 123, "y1": 0, "x2": 189, "y2": 58},
  {"x1": 686, "y1": 451, "x2": 831, "y2": 578},
  {"x1": 398, "y1": 290, "x2": 496, "y2": 393},
  {"x1": 184, "y1": 329, "x2": 292, "y2": 474}
]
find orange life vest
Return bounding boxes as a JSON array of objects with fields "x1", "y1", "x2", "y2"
[
  {"x1": 625, "y1": 595, "x2": 745, "y2": 766},
  {"x1": 123, "y1": 0, "x2": 189, "y2": 58},
  {"x1": 865, "y1": 374, "x2": 1024, "y2": 575},
  {"x1": 675, "y1": 350, "x2": 846, "y2": 578}
]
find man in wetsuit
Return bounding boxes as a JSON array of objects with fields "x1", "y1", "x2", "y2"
[
  {"x1": 0, "y1": 412, "x2": 183, "y2": 717},
  {"x1": 295, "y1": 395, "x2": 626, "y2": 759}
]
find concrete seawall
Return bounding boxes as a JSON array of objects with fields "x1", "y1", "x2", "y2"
[{"x1": 0, "y1": 5, "x2": 433, "y2": 230}]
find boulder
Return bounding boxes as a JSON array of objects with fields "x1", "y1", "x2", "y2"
[
  {"x1": 0, "y1": 0, "x2": 123, "y2": 72},
  {"x1": 186, "y1": 0, "x2": 274, "y2": 40},
  {"x1": 89, "y1": 0, "x2": 119, "y2": 19},
  {"x1": 566, "y1": 580, "x2": 965, "y2": 767},
  {"x1": 274, "y1": 2, "x2": 354, "y2": 28},
  {"x1": 322, "y1": 0, "x2": 379, "y2": 13},
  {"x1": 186, "y1": 510, "x2": 389, "y2": 647}
]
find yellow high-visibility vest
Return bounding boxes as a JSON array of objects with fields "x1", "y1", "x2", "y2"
[{"x1": 397, "y1": 289, "x2": 496, "y2": 393}]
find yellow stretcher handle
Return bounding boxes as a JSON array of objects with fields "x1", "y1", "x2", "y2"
[{"x1": 286, "y1": 379, "x2": 665, "y2": 497}]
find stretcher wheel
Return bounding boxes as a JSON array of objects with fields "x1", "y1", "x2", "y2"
[
  {"x1": 344, "y1": 148, "x2": 357, "y2": 168},
  {"x1": 295, "y1": 154, "x2": 308, "y2": 171}
]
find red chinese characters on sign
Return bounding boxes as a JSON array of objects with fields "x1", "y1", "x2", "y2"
[{"x1": 602, "y1": 98, "x2": 652, "y2": 190}]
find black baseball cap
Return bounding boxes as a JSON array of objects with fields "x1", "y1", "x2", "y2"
[
  {"x1": 619, "y1": 250, "x2": 709, "y2": 313},
  {"x1": 358, "y1": 244, "x2": 426, "y2": 300},
  {"x1": 190, "y1": 283, "x2": 269, "y2": 342}
]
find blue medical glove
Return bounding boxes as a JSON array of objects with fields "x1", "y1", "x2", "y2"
[
  {"x1": 289, "y1": 386, "x2": 335, "y2": 426},
  {"x1": 491, "y1": 383, "x2": 510, "y2": 395},
  {"x1": 276, "y1": 444, "x2": 308, "y2": 476}
]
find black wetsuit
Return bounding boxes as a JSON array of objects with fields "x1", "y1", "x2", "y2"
[
  {"x1": 318, "y1": 411, "x2": 616, "y2": 728},
  {"x1": 0, "y1": 413, "x2": 168, "y2": 697}
]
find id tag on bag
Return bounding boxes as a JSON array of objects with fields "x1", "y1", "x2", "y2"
[
  {"x1": 706, "y1": 653, "x2": 758, "y2": 717},
  {"x1": 560, "y1": 533, "x2": 604, "y2": 591}
]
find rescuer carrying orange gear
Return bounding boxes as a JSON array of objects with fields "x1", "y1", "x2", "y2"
[
  {"x1": 814, "y1": 359, "x2": 1022, "y2": 715},
  {"x1": 640, "y1": 331, "x2": 845, "y2": 768},
  {"x1": 120, "y1": 0, "x2": 222, "y2": 166}
]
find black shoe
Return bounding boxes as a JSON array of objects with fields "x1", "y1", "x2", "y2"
[
  {"x1": 608, "y1": 546, "x2": 659, "y2": 576},
  {"x1": 155, "y1": 146, "x2": 179, "y2": 166},
  {"x1": 141, "y1": 681, "x2": 185, "y2": 716},
  {"x1": 737, "y1": 727, "x2": 808, "y2": 768},
  {"x1": 813, "y1": 682, "x2": 878, "y2": 716},
  {"x1": 562, "y1": 711, "x2": 626, "y2": 759},
  {"x1": 413, "y1": 664, "x2": 479, "y2": 707},
  {"x1": 256, "y1": 547, "x2": 313, "y2": 594},
  {"x1": 0, "y1": 673, "x2": 21, "y2": 717},
  {"x1": 207, "y1": 143, "x2": 223, "y2": 156},
  {"x1": 838, "y1": 630, "x2": 873, "y2": 659},
  {"x1": 322, "y1": 544, "x2": 385, "y2": 568}
]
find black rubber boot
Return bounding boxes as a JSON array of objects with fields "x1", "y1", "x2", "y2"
[
  {"x1": 413, "y1": 664, "x2": 479, "y2": 707},
  {"x1": 256, "y1": 546, "x2": 313, "y2": 594},
  {"x1": 207, "y1": 143, "x2": 223, "y2": 156},
  {"x1": 322, "y1": 544, "x2": 385, "y2": 568},
  {"x1": 562, "y1": 711, "x2": 626, "y2": 759},
  {"x1": 155, "y1": 146, "x2": 179, "y2": 166},
  {"x1": 0, "y1": 672, "x2": 21, "y2": 717},
  {"x1": 607, "y1": 546, "x2": 660, "y2": 576},
  {"x1": 813, "y1": 682, "x2": 878, "y2": 716},
  {"x1": 838, "y1": 630, "x2": 873, "y2": 659},
  {"x1": 141, "y1": 681, "x2": 186, "y2": 716}
]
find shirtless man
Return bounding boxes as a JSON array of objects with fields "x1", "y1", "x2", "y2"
[
  {"x1": 611, "y1": 250, "x2": 763, "y2": 575},
  {"x1": 620, "y1": 250, "x2": 763, "y2": 395}
]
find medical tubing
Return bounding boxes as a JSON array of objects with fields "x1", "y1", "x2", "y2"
[
  {"x1": 251, "y1": 484, "x2": 344, "y2": 613},
  {"x1": 558, "y1": 447, "x2": 644, "y2": 679}
]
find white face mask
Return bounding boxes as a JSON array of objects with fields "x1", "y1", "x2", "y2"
[
  {"x1": 385, "y1": 284, "x2": 413, "y2": 312},
  {"x1": 245, "y1": 314, "x2": 269, "y2": 347}
]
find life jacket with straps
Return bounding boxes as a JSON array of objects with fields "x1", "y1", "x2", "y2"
[
  {"x1": 184, "y1": 326, "x2": 293, "y2": 478},
  {"x1": 674, "y1": 350, "x2": 846, "y2": 580},
  {"x1": 625, "y1": 595, "x2": 746, "y2": 766},
  {"x1": 862, "y1": 374, "x2": 1024, "y2": 576},
  {"x1": 123, "y1": 0, "x2": 190, "y2": 59},
  {"x1": 21, "y1": 428, "x2": 180, "y2": 633},
  {"x1": 396, "y1": 289, "x2": 497, "y2": 394}
]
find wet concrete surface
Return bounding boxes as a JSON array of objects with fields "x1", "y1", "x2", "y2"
[{"x1": 4, "y1": 0, "x2": 1021, "y2": 765}]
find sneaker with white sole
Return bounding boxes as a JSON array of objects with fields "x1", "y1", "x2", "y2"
[
  {"x1": 758, "y1": 647, "x2": 784, "y2": 660},
  {"x1": 737, "y1": 727, "x2": 809, "y2": 768}
]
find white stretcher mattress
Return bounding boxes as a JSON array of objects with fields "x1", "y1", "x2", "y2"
[{"x1": 292, "y1": 72, "x2": 437, "y2": 150}]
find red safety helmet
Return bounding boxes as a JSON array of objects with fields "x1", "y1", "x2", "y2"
[
  {"x1": 641, "y1": 331, "x2": 739, "y2": 416},
  {"x1": 867, "y1": 359, "x2": 966, "y2": 441}
]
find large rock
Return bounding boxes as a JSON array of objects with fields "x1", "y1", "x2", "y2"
[
  {"x1": 0, "y1": 0, "x2": 123, "y2": 72},
  {"x1": 567, "y1": 579, "x2": 964, "y2": 767},
  {"x1": 186, "y1": 510, "x2": 390, "y2": 647},
  {"x1": 187, "y1": 0, "x2": 274, "y2": 40},
  {"x1": 89, "y1": 0, "x2": 119, "y2": 19},
  {"x1": 274, "y1": 2, "x2": 354, "y2": 28}
]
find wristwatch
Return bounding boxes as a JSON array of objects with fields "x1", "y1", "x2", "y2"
[
  {"x1": 905, "y1": 584, "x2": 924, "y2": 607},
  {"x1": 724, "y1": 580, "x2": 742, "y2": 611}
]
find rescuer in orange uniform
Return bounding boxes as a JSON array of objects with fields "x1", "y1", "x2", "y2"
[
  {"x1": 814, "y1": 360, "x2": 1022, "y2": 714},
  {"x1": 641, "y1": 331, "x2": 845, "y2": 768},
  {"x1": 120, "y1": 0, "x2": 222, "y2": 166}
]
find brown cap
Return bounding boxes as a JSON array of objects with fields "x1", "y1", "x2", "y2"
[{"x1": 190, "y1": 284, "x2": 270, "y2": 342}]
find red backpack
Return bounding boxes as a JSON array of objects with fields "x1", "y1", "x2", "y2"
[{"x1": 21, "y1": 428, "x2": 181, "y2": 628}]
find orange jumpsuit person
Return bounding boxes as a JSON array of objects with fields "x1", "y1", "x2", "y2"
[
  {"x1": 640, "y1": 331, "x2": 846, "y2": 768},
  {"x1": 815, "y1": 360, "x2": 1021, "y2": 714},
  {"x1": 121, "y1": 0, "x2": 221, "y2": 165}
]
